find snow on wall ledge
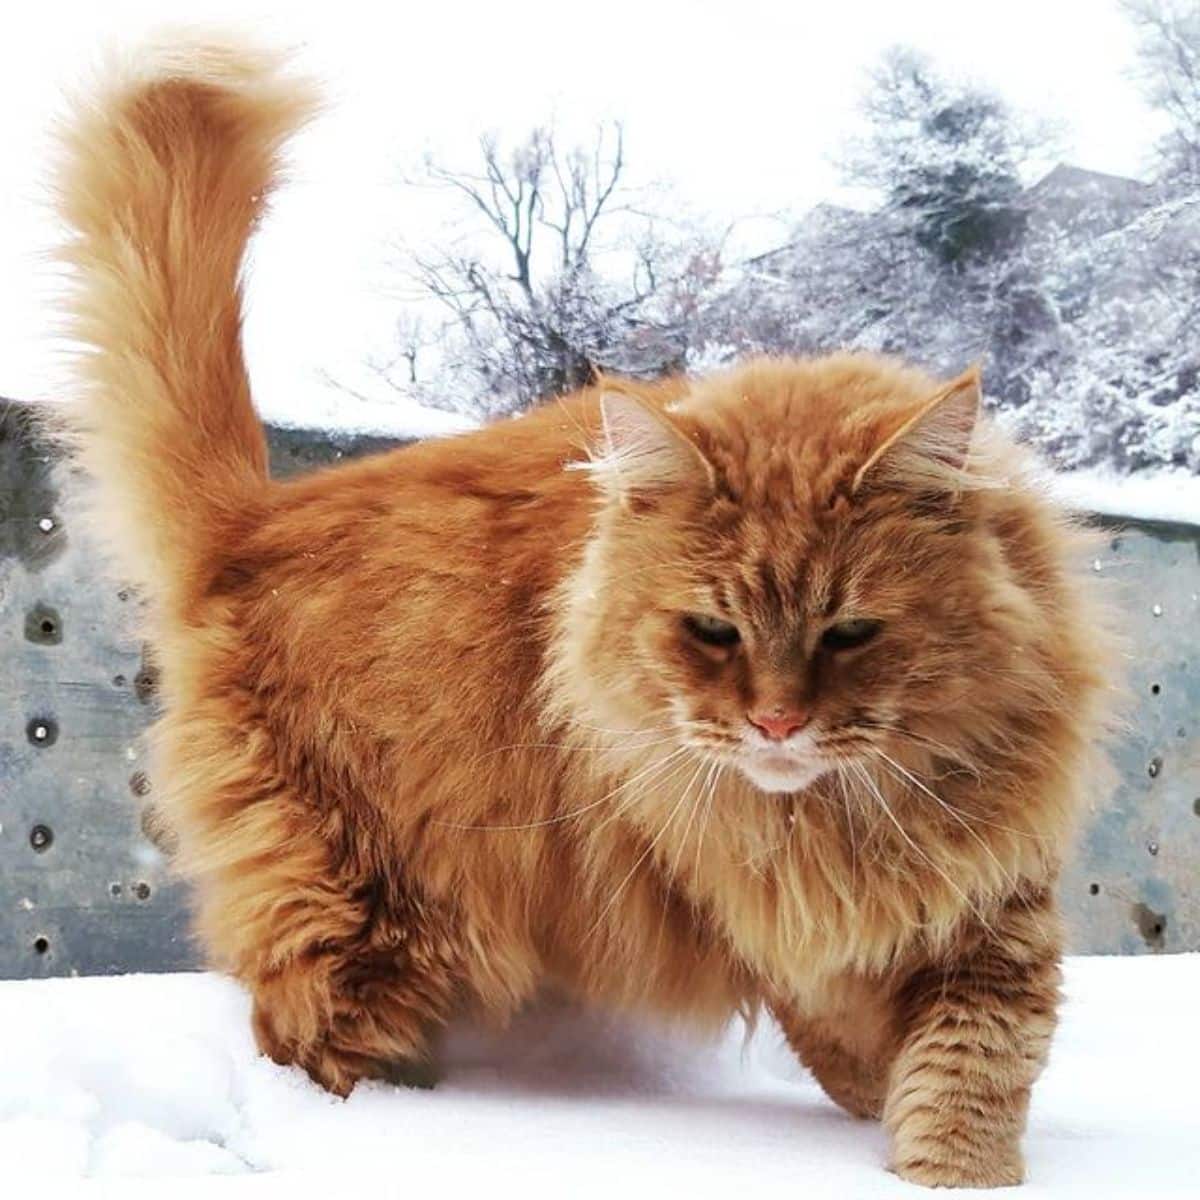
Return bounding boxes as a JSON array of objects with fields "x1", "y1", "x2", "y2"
[
  {"x1": 1052, "y1": 466, "x2": 1200, "y2": 527},
  {"x1": 0, "y1": 956, "x2": 1196, "y2": 1193},
  {"x1": 263, "y1": 395, "x2": 477, "y2": 441}
]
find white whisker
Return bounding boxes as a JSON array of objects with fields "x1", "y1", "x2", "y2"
[
  {"x1": 848, "y1": 759, "x2": 993, "y2": 933},
  {"x1": 586, "y1": 761, "x2": 701, "y2": 944},
  {"x1": 435, "y1": 744, "x2": 691, "y2": 832}
]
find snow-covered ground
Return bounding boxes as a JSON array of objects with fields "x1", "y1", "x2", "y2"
[{"x1": 1, "y1": 955, "x2": 1195, "y2": 1196}]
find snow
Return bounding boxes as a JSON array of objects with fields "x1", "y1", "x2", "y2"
[
  {"x1": 1, "y1": 955, "x2": 1196, "y2": 1195},
  {"x1": 1051, "y1": 466, "x2": 1200, "y2": 525},
  {"x1": 22, "y1": 380, "x2": 477, "y2": 443},
  {"x1": 260, "y1": 387, "x2": 476, "y2": 440}
]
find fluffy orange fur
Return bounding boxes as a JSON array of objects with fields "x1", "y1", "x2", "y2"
[{"x1": 52, "y1": 39, "x2": 1116, "y2": 1189}]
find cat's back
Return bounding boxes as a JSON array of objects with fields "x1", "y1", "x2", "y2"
[{"x1": 188, "y1": 394, "x2": 605, "y2": 776}]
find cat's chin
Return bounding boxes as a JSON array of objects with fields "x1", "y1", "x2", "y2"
[{"x1": 738, "y1": 755, "x2": 829, "y2": 795}]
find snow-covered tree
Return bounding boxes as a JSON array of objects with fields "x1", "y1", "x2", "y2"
[
  {"x1": 1122, "y1": 0, "x2": 1200, "y2": 188},
  {"x1": 1011, "y1": 192, "x2": 1200, "y2": 471},
  {"x1": 841, "y1": 48, "x2": 1039, "y2": 268}
]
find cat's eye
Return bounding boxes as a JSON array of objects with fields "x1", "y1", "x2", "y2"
[
  {"x1": 821, "y1": 618, "x2": 883, "y2": 651},
  {"x1": 682, "y1": 612, "x2": 741, "y2": 648}
]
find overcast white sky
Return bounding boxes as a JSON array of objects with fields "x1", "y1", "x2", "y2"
[{"x1": 0, "y1": 0, "x2": 1159, "y2": 429}]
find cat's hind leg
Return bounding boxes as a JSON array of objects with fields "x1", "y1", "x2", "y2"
[
  {"x1": 250, "y1": 936, "x2": 453, "y2": 1097},
  {"x1": 170, "y1": 746, "x2": 460, "y2": 1096}
]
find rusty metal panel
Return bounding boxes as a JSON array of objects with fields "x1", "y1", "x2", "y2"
[{"x1": 1, "y1": 397, "x2": 1198, "y2": 978}]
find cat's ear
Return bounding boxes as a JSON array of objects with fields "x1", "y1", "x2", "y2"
[
  {"x1": 588, "y1": 390, "x2": 715, "y2": 500},
  {"x1": 852, "y1": 366, "x2": 981, "y2": 493}
]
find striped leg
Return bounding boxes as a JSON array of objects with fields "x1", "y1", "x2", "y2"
[{"x1": 884, "y1": 887, "x2": 1063, "y2": 1189}]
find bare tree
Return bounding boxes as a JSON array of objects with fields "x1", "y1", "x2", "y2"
[
  {"x1": 390, "y1": 313, "x2": 427, "y2": 386},
  {"x1": 403, "y1": 125, "x2": 726, "y2": 415},
  {"x1": 1122, "y1": 0, "x2": 1200, "y2": 187}
]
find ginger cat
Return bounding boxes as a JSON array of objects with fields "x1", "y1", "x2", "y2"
[{"x1": 52, "y1": 38, "x2": 1114, "y2": 1188}]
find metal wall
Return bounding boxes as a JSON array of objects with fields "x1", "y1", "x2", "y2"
[{"x1": 2, "y1": 399, "x2": 1197, "y2": 979}]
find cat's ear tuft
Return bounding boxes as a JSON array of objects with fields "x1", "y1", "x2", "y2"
[
  {"x1": 853, "y1": 365, "x2": 982, "y2": 493},
  {"x1": 585, "y1": 391, "x2": 715, "y2": 500}
]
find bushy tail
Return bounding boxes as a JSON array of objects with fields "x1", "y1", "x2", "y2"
[{"x1": 54, "y1": 36, "x2": 318, "y2": 613}]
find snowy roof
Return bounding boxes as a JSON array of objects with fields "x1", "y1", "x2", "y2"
[
  {"x1": 745, "y1": 203, "x2": 868, "y2": 272},
  {"x1": 1027, "y1": 163, "x2": 1154, "y2": 202},
  {"x1": 1025, "y1": 164, "x2": 1156, "y2": 238},
  {"x1": 752, "y1": 164, "x2": 1158, "y2": 272}
]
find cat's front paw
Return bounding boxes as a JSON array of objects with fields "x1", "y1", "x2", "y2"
[{"x1": 891, "y1": 1146, "x2": 1025, "y2": 1190}]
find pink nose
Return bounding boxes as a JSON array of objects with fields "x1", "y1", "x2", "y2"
[{"x1": 748, "y1": 709, "x2": 810, "y2": 741}]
